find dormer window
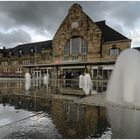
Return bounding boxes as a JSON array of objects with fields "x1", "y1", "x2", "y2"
[
  {"x1": 30, "y1": 48, "x2": 34, "y2": 55},
  {"x1": 30, "y1": 49, "x2": 34, "y2": 52},
  {"x1": 9, "y1": 51, "x2": 14, "y2": 57},
  {"x1": 109, "y1": 47, "x2": 120, "y2": 56},
  {"x1": 19, "y1": 50, "x2": 23, "y2": 56},
  {"x1": 19, "y1": 50, "x2": 22, "y2": 54}
]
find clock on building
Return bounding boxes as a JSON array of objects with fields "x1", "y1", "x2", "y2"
[{"x1": 71, "y1": 22, "x2": 79, "y2": 29}]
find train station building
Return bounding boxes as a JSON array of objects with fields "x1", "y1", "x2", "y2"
[{"x1": 0, "y1": 3, "x2": 131, "y2": 79}]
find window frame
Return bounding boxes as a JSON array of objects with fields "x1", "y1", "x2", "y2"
[
  {"x1": 109, "y1": 47, "x2": 120, "y2": 56},
  {"x1": 63, "y1": 37, "x2": 87, "y2": 57}
]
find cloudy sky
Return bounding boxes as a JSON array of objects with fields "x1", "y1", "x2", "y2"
[{"x1": 0, "y1": 1, "x2": 140, "y2": 48}]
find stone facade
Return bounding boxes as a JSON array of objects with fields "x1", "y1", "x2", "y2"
[
  {"x1": 53, "y1": 3, "x2": 130, "y2": 65},
  {"x1": 53, "y1": 4, "x2": 102, "y2": 63}
]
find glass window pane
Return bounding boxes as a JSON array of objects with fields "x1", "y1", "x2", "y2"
[
  {"x1": 71, "y1": 38, "x2": 80, "y2": 55},
  {"x1": 103, "y1": 70, "x2": 108, "y2": 79},
  {"x1": 81, "y1": 38, "x2": 87, "y2": 55},
  {"x1": 110, "y1": 48, "x2": 120, "y2": 56},
  {"x1": 64, "y1": 42, "x2": 70, "y2": 55},
  {"x1": 93, "y1": 69, "x2": 97, "y2": 78}
]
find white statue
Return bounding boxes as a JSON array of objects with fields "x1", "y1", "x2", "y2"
[{"x1": 43, "y1": 73, "x2": 50, "y2": 90}]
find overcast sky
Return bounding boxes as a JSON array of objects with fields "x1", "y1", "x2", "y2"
[{"x1": 0, "y1": 1, "x2": 140, "y2": 48}]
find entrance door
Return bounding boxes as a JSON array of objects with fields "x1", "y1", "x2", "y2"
[{"x1": 33, "y1": 69, "x2": 41, "y2": 79}]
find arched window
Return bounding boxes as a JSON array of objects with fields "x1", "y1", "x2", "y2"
[
  {"x1": 109, "y1": 47, "x2": 120, "y2": 56},
  {"x1": 71, "y1": 37, "x2": 80, "y2": 56},
  {"x1": 63, "y1": 37, "x2": 87, "y2": 56}
]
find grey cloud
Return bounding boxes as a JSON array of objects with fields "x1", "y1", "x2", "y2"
[
  {"x1": 0, "y1": 29, "x2": 31, "y2": 48},
  {"x1": 106, "y1": 1, "x2": 140, "y2": 28},
  {"x1": 0, "y1": 1, "x2": 139, "y2": 32},
  {"x1": 0, "y1": 1, "x2": 140, "y2": 48},
  {"x1": 0, "y1": 1, "x2": 74, "y2": 35}
]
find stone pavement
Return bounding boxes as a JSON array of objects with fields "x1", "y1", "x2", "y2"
[{"x1": 74, "y1": 93, "x2": 140, "y2": 111}]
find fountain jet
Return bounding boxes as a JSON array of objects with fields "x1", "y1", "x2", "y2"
[
  {"x1": 106, "y1": 49, "x2": 140, "y2": 105},
  {"x1": 25, "y1": 72, "x2": 31, "y2": 91}
]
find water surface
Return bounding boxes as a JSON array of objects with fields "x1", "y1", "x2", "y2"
[{"x1": 0, "y1": 79, "x2": 140, "y2": 139}]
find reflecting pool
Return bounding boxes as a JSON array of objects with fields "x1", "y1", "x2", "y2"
[{"x1": 0, "y1": 79, "x2": 140, "y2": 139}]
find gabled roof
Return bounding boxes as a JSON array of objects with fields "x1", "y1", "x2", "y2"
[
  {"x1": 95, "y1": 20, "x2": 129, "y2": 42},
  {"x1": 5, "y1": 40, "x2": 52, "y2": 57}
]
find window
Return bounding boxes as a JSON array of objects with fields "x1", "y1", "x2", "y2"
[
  {"x1": 16, "y1": 68, "x2": 23, "y2": 74},
  {"x1": 103, "y1": 70, "x2": 108, "y2": 79},
  {"x1": 110, "y1": 47, "x2": 120, "y2": 56},
  {"x1": 1, "y1": 61, "x2": 8, "y2": 65},
  {"x1": 93, "y1": 69, "x2": 97, "y2": 79},
  {"x1": 103, "y1": 69, "x2": 113, "y2": 79},
  {"x1": 22, "y1": 59, "x2": 30, "y2": 64},
  {"x1": 19, "y1": 50, "x2": 23, "y2": 57},
  {"x1": 64, "y1": 42, "x2": 70, "y2": 55},
  {"x1": 81, "y1": 38, "x2": 87, "y2": 55},
  {"x1": 97, "y1": 67, "x2": 103, "y2": 79},
  {"x1": 12, "y1": 61, "x2": 18, "y2": 65},
  {"x1": 63, "y1": 37, "x2": 87, "y2": 57},
  {"x1": 30, "y1": 48, "x2": 34, "y2": 55},
  {"x1": 71, "y1": 37, "x2": 80, "y2": 55}
]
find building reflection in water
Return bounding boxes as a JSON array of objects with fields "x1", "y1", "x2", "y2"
[
  {"x1": 51, "y1": 99, "x2": 109, "y2": 139},
  {"x1": 0, "y1": 80, "x2": 24, "y2": 94},
  {"x1": 0, "y1": 94, "x2": 109, "y2": 139},
  {"x1": 0, "y1": 80, "x2": 53, "y2": 99},
  {"x1": 0, "y1": 94, "x2": 51, "y2": 112}
]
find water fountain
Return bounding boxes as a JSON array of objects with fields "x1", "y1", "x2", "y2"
[
  {"x1": 25, "y1": 72, "x2": 31, "y2": 91},
  {"x1": 106, "y1": 48, "x2": 140, "y2": 106},
  {"x1": 43, "y1": 73, "x2": 49, "y2": 90},
  {"x1": 43, "y1": 74, "x2": 49, "y2": 85},
  {"x1": 107, "y1": 107, "x2": 140, "y2": 138},
  {"x1": 106, "y1": 49, "x2": 140, "y2": 138},
  {"x1": 83, "y1": 72, "x2": 93, "y2": 95}
]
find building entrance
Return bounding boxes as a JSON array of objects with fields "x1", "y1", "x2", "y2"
[{"x1": 62, "y1": 68, "x2": 85, "y2": 79}]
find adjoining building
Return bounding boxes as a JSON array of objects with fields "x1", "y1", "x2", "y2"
[
  {"x1": 0, "y1": 3, "x2": 131, "y2": 79},
  {"x1": 0, "y1": 40, "x2": 52, "y2": 78}
]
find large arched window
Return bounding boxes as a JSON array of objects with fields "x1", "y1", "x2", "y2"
[
  {"x1": 63, "y1": 37, "x2": 87, "y2": 56},
  {"x1": 71, "y1": 37, "x2": 80, "y2": 55}
]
